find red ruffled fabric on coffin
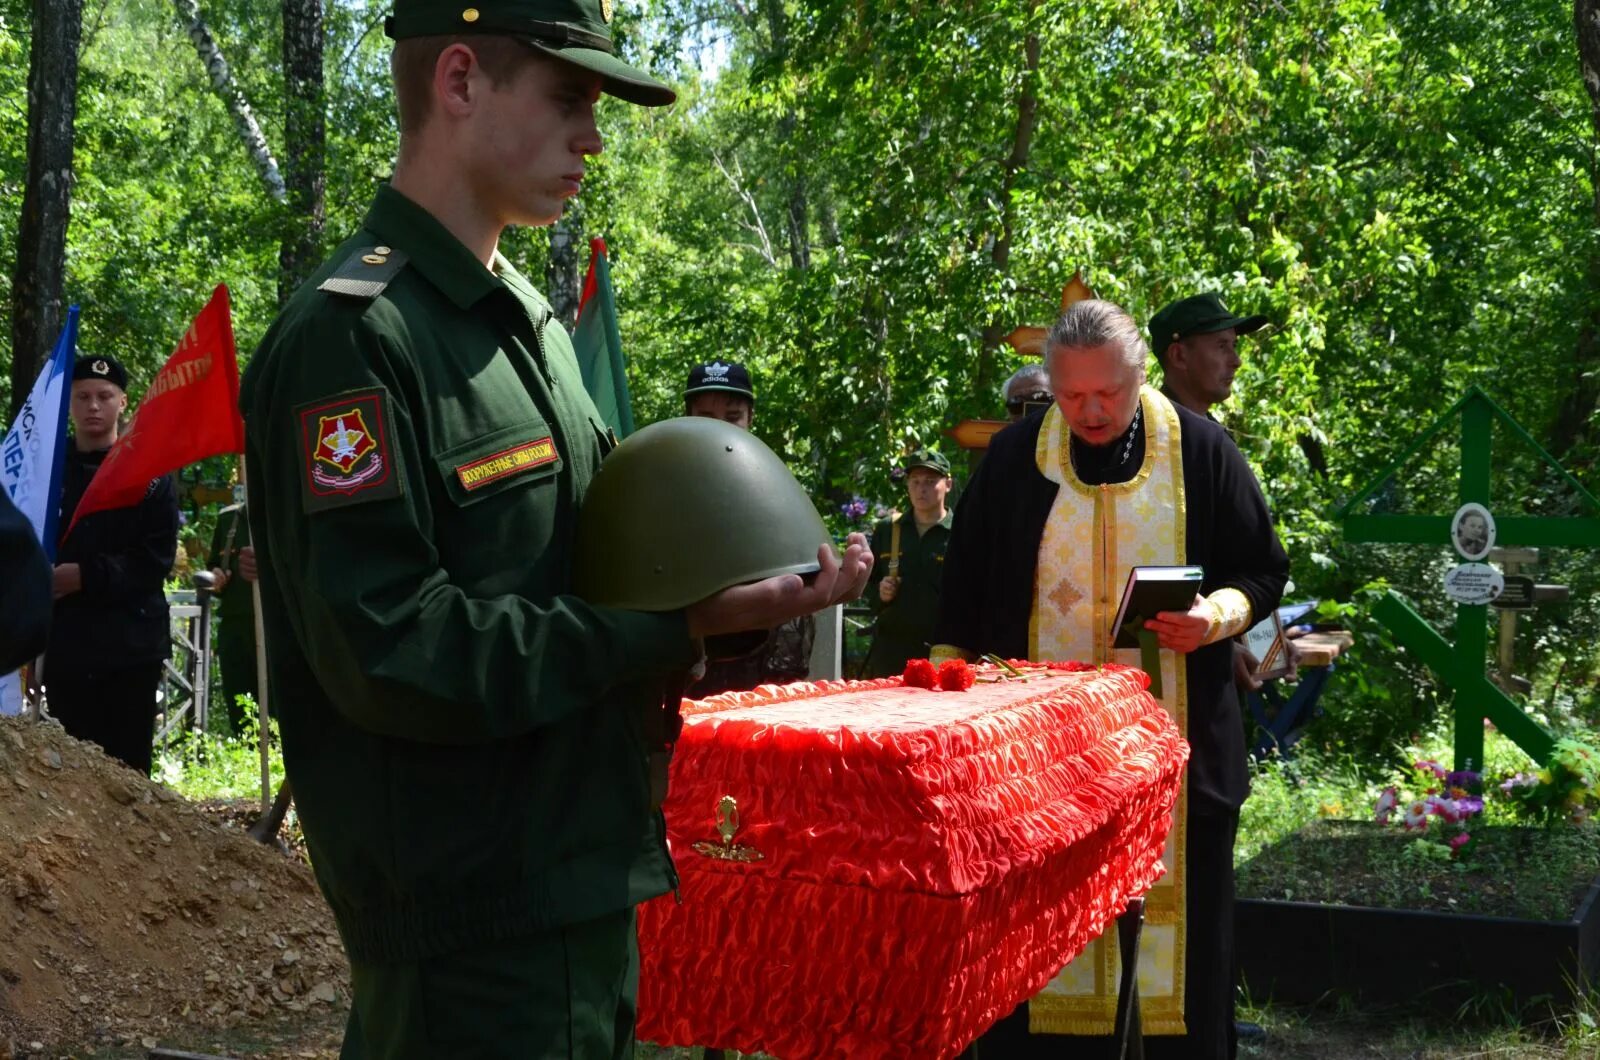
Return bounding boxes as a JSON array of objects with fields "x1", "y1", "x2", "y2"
[{"x1": 637, "y1": 661, "x2": 1187, "y2": 1060}]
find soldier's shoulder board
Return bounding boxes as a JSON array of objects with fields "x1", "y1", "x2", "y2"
[{"x1": 319, "y1": 246, "x2": 410, "y2": 301}]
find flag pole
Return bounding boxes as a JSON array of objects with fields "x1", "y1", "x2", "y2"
[{"x1": 240, "y1": 456, "x2": 270, "y2": 813}]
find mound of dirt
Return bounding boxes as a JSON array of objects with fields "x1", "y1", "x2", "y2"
[{"x1": 0, "y1": 716, "x2": 347, "y2": 1056}]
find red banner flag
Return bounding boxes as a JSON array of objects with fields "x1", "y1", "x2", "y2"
[{"x1": 68, "y1": 285, "x2": 245, "y2": 535}]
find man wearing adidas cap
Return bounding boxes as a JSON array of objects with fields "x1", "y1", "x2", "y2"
[
  {"x1": 239, "y1": 3, "x2": 872, "y2": 1055},
  {"x1": 683, "y1": 359, "x2": 755, "y2": 428}
]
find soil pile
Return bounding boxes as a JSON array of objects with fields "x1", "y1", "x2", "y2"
[{"x1": 0, "y1": 716, "x2": 347, "y2": 1056}]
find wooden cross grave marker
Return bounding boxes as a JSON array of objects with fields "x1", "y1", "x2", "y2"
[{"x1": 1338, "y1": 386, "x2": 1600, "y2": 771}]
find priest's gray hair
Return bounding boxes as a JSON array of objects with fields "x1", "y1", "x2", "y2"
[{"x1": 1044, "y1": 300, "x2": 1149, "y2": 372}]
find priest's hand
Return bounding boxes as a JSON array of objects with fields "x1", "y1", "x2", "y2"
[
  {"x1": 1146, "y1": 595, "x2": 1211, "y2": 654},
  {"x1": 878, "y1": 576, "x2": 900, "y2": 604},
  {"x1": 238, "y1": 545, "x2": 258, "y2": 583}
]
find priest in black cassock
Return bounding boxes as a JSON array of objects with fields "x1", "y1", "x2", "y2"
[{"x1": 937, "y1": 299, "x2": 1288, "y2": 1060}]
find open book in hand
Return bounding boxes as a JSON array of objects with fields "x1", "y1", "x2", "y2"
[{"x1": 1110, "y1": 565, "x2": 1205, "y2": 649}]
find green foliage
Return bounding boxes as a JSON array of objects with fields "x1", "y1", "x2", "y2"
[
  {"x1": 1, "y1": 0, "x2": 1597, "y2": 760},
  {"x1": 154, "y1": 700, "x2": 283, "y2": 802},
  {"x1": 1503, "y1": 734, "x2": 1600, "y2": 826}
]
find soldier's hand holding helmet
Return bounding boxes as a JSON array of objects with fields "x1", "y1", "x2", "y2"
[
  {"x1": 686, "y1": 532, "x2": 872, "y2": 638},
  {"x1": 574, "y1": 418, "x2": 873, "y2": 637}
]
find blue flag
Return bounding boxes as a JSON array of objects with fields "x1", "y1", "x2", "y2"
[{"x1": 1, "y1": 306, "x2": 76, "y2": 715}]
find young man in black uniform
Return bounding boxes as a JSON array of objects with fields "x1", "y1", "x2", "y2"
[{"x1": 46, "y1": 355, "x2": 180, "y2": 774}]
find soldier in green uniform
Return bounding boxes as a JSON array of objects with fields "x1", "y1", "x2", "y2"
[
  {"x1": 238, "y1": 3, "x2": 871, "y2": 1057},
  {"x1": 204, "y1": 496, "x2": 258, "y2": 734},
  {"x1": 863, "y1": 448, "x2": 955, "y2": 677}
]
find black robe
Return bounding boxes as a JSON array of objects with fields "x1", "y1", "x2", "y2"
[{"x1": 933, "y1": 400, "x2": 1288, "y2": 812}]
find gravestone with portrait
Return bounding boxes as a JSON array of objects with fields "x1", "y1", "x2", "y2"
[{"x1": 1338, "y1": 386, "x2": 1600, "y2": 771}]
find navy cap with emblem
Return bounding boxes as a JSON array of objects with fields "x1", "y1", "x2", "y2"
[
  {"x1": 684, "y1": 360, "x2": 754, "y2": 402},
  {"x1": 73, "y1": 354, "x2": 128, "y2": 391},
  {"x1": 1148, "y1": 292, "x2": 1269, "y2": 357},
  {"x1": 385, "y1": 0, "x2": 676, "y2": 107}
]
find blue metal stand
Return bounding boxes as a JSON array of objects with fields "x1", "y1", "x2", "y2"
[{"x1": 1248, "y1": 664, "x2": 1334, "y2": 760}]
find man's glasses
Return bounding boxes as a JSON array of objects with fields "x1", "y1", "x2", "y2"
[{"x1": 1005, "y1": 392, "x2": 1052, "y2": 417}]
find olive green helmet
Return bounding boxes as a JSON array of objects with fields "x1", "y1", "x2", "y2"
[{"x1": 573, "y1": 417, "x2": 829, "y2": 611}]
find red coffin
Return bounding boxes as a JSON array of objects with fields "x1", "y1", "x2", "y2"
[{"x1": 637, "y1": 661, "x2": 1188, "y2": 1060}]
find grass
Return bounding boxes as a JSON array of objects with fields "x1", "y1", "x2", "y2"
[
  {"x1": 1237, "y1": 724, "x2": 1600, "y2": 921},
  {"x1": 152, "y1": 698, "x2": 285, "y2": 801},
  {"x1": 1237, "y1": 818, "x2": 1600, "y2": 919}
]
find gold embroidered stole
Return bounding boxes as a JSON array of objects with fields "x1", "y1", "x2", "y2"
[{"x1": 1026, "y1": 386, "x2": 1189, "y2": 1037}]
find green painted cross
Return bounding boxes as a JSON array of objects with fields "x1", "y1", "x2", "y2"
[{"x1": 1338, "y1": 386, "x2": 1600, "y2": 771}]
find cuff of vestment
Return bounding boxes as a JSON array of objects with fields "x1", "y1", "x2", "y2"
[{"x1": 1202, "y1": 588, "x2": 1253, "y2": 645}]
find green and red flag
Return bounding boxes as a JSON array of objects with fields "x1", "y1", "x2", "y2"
[{"x1": 572, "y1": 238, "x2": 636, "y2": 438}]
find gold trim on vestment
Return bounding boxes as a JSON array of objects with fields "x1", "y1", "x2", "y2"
[
  {"x1": 1028, "y1": 386, "x2": 1189, "y2": 1037},
  {"x1": 1204, "y1": 587, "x2": 1254, "y2": 643}
]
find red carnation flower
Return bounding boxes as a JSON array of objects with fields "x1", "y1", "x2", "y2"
[
  {"x1": 903, "y1": 658, "x2": 938, "y2": 689},
  {"x1": 938, "y1": 659, "x2": 975, "y2": 692}
]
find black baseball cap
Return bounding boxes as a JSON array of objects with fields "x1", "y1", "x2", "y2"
[
  {"x1": 684, "y1": 360, "x2": 755, "y2": 402},
  {"x1": 73, "y1": 355, "x2": 128, "y2": 391}
]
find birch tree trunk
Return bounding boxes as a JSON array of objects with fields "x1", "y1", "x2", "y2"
[
  {"x1": 172, "y1": 0, "x2": 287, "y2": 205},
  {"x1": 8, "y1": 0, "x2": 83, "y2": 422},
  {"x1": 279, "y1": 0, "x2": 326, "y2": 303}
]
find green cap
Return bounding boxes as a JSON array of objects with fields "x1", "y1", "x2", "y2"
[
  {"x1": 385, "y1": 0, "x2": 676, "y2": 107},
  {"x1": 903, "y1": 448, "x2": 952, "y2": 477},
  {"x1": 1148, "y1": 293, "x2": 1269, "y2": 352}
]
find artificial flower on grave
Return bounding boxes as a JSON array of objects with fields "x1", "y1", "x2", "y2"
[
  {"x1": 1374, "y1": 786, "x2": 1399, "y2": 825},
  {"x1": 1498, "y1": 734, "x2": 1600, "y2": 826},
  {"x1": 1377, "y1": 762, "x2": 1485, "y2": 856}
]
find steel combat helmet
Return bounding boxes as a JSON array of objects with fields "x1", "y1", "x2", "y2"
[{"x1": 574, "y1": 417, "x2": 829, "y2": 610}]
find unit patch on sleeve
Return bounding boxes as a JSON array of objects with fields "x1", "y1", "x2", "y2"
[
  {"x1": 295, "y1": 388, "x2": 404, "y2": 512},
  {"x1": 455, "y1": 437, "x2": 558, "y2": 492}
]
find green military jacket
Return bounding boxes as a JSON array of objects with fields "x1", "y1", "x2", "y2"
[
  {"x1": 240, "y1": 186, "x2": 695, "y2": 963},
  {"x1": 205, "y1": 502, "x2": 254, "y2": 635},
  {"x1": 863, "y1": 510, "x2": 953, "y2": 677}
]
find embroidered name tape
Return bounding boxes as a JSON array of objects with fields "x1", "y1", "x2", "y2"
[
  {"x1": 456, "y1": 437, "x2": 558, "y2": 491},
  {"x1": 295, "y1": 388, "x2": 403, "y2": 512}
]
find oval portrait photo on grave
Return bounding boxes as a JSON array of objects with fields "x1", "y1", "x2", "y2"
[{"x1": 1450, "y1": 502, "x2": 1496, "y2": 561}]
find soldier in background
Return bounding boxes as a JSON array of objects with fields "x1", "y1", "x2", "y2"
[
  {"x1": 683, "y1": 360, "x2": 815, "y2": 696},
  {"x1": 862, "y1": 448, "x2": 954, "y2": 678},
  {"x1": 205, "y1": 491, "x2": 259, "y2": 733}
]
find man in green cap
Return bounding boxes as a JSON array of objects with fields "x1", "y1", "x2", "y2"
[
  {"x1": 1148, "y1": 292, "x2": 1269, "y2": 420},
  {"x1": 863, "y1": 447, "x2": 954, "y2": 678},
  {"x1": 239, "y1": 4, "x2": 871, "y2": 1057}
]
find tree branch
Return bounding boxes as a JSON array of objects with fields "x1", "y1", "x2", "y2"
[{"x1": 171, "y1": 0, "x2": 286, "y2": 203}]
